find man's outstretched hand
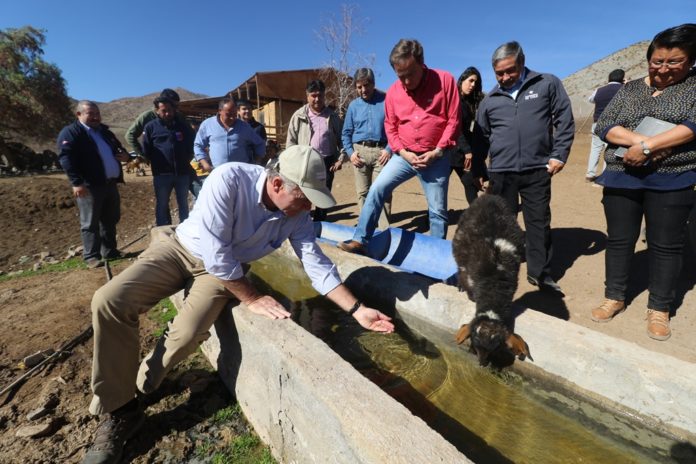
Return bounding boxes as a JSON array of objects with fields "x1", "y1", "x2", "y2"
[
  {"x1": 353, "y1": 306, "x2": 395, "y2": 333},
  {"x1": 245, "y1": 295, "x2": 291, "y2": 320}
]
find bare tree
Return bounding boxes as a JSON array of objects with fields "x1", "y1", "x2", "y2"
[{"x1": 315, "y1": 4, "x2": 374, "y2": 117}]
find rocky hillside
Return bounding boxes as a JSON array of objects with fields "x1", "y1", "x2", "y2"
[
  {"x1": 99, "y1": 87, "x2": 208, "y2": 145},
  {"x1": 562, "y1": 40, "x2": 649, "y2": 132}
]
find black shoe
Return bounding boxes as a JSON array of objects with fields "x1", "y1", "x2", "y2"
[
  {"x1": 103, "y1": 250, "x2": 123, "y2": 260},
  {"x1": 82, "y1": 402, "x2": 144, "y2": 464},
  {"x1": 527, "y1": 275, "x2": 563, "y2": 294}
]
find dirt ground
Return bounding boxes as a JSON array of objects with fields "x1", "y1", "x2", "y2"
[{"x1": 0, "y1": 132, "x2": 695, "y2": 462}]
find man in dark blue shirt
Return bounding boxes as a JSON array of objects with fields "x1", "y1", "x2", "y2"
[
  {"x1": 341, "y1": 68, "x2": 392, "y2": 229},
  {"x1": 142, "y1": 96, "x2": 195, "y2": 226}
]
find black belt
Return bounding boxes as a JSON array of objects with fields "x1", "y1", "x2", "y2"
[{"x1": 355, "y1": 140, "x2": 386, "y2": 148}]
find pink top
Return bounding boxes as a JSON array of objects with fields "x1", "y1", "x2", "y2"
[
  {"x1": 307, "y1": 107, "x2": 332, "y2": 158},
  {"x1": 384, "y1": 66, "x2": 461, "y2": 153}
]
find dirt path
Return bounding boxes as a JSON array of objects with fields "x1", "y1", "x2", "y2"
[{"x1": 0, "y1": 132, "x2": 694, "y2": 461}]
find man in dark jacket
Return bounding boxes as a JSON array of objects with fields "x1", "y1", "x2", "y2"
[
  {"x1": 142, "y1": 96, "x2": 195, "y2": 226},
  {"x1": 236, "y1": 98, "x2": 267, "y2": 141},
  {"x1": 477, "y1": 41, "x2": 575, "y2": 293},
  {"x1": 58, "y1": 101, "x2": 129, "y2": 268}
]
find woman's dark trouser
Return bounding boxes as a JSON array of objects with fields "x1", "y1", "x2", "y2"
[
  {"x1": 602, "y1": 187, "x2": 694, "y2": 310},
  {"x1": 451, "y1": 166, "x2": 479, "y2": 206},
  {"x1": 688, "y1": 188, "x2": 696, "y2": 258}
]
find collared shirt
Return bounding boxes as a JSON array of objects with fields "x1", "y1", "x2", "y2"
[
  {"x1": 80, "y1": 121, "x2": 121, "y2": 179},
  {"x1": 500, "y1": 69, "x2": 527, "y2": 100},
  {"x1": 307, "y1": 107, "x2": 333, "y2": 157},
  {"x1": 194, "y1": 116, "x2": 265, "y2": 168},
  {"x1": 176, "y1": 162, "x2": 342, "y2": 295},
  {"x1": 341, "y1": 90, "x2": 391, "y2": 156},
  {"x1": 384, "y1": 67, "x2": 460, "y2": 154}
]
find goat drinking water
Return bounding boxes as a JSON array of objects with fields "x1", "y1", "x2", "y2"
[{"x1": 452, "y1": 194, "x2": 531, "y2": 366}]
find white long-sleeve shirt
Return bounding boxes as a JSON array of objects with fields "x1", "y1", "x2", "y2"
[{"x1": 176, "y1": 162, "x2": 341, "y2": 295}]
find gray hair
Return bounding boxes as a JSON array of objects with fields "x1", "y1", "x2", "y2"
[
  {"x1": 492, "y1": 41, "x2": 525, "y2": 66},
  {"x1": 218, "y1": 96, "x2": 235, "y2": 111},
  {"x1": 353, "y1": 67, "x2": 375, "y2": 85},
  {"x1": 389, "y1": 39, "x2": 424, "y2": 67},
  {"x1": 76, "y1": 100, "x2": 98, "y2": 113},
  {"x1": 265, "y1": 166, "x2": 298, "y2": 192}
]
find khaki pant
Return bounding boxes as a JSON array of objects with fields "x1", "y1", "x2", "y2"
[
  {"x1": 89, "y1": 226, "x2": 234, "y2": 415},
  {"x1": 352, "y1": 144, "x2": 391, "y2": 229}
]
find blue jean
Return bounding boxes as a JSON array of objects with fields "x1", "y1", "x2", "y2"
[
  {"x1": 76, "y1": 182, "x2": 121, "y2": 260},
  {"x1": 353, "y1": 153, "x2": 450, "y2": 243},
  {"x1": 189, "y1": 174, "x2": 207, "y2": 202},
  {"x1": 153, "y1": 174, "x2": 190, "y2": 226},
  {"x1": 586, "y1": 123, "x2": 606, "y2": 178}
]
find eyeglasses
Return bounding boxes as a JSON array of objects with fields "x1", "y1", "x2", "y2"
[{"x1": 649, "y1": 59, "x2": 688, "y2": 69}]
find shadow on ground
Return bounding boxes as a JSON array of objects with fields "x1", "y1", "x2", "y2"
[
  {"x1": 326, "y1": 202, "x2": 357, "y2": 223},
  {"x1": 550, "y1": 227, "x2": 606, "y2": 280}
]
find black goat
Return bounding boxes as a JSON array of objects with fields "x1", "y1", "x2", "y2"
[{"x1": 452, "y1": 194, "x2": 531, "y2": 366}]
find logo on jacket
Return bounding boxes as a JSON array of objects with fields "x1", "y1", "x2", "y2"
[
  {"x1": 524, "y1": 90, "x2": 538, "y2": 100},
  {"x1": 175, "y1": 131, "x2": 184, "y2": 142}
]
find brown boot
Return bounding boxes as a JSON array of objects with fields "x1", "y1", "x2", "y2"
[
  {"x1": 646, "y1": 310, "x2": 671, "y2": 341},
  {"x1": 590, "y1": 299, "x2": 625, "y2": 322},
  {"x1": 337, "y1": 240, "x2": 367, "y2": 255}
]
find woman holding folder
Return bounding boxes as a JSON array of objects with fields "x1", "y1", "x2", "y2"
[{"x1": 589, "y1": 23, "x2": 696, "y2": 340}]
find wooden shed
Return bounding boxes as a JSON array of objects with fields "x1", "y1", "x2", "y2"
[{"x1": 178, "y1": 68, "x2": 349, "y2": 144}]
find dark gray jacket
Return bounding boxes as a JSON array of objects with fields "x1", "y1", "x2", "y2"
[{"x1": 477, "y1": 69, "x2": 575, "y2": 172}]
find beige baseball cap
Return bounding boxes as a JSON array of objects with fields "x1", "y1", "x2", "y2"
[{"x1": 277, "y1": 145, "x2": 336, "y2": 209}]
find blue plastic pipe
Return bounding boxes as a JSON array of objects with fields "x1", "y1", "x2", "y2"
[{"x1": 314, "y1": 222, "x2": 457, "y2": 283}]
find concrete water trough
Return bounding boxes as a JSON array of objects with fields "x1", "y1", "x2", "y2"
[{"x1": 171, "y1": 228, "x2": 696, "y2": 463}]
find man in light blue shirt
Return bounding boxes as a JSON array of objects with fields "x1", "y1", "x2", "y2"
[
  {"x1": 194, "y1": 97, "x2": 266, "y2": 171},
  {"x1": 342, "y1": 68, "x2": 392, "y2": 229},
  {"x1": 82, "y1": 145, "x2": 395, "y2": 464}
]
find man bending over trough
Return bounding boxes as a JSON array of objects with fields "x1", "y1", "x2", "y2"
[{"x1": 81, "y1": 145, "x2": 394, "y2": 464}]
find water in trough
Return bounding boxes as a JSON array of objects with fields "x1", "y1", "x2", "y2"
[{"x1": 249, "y1": 256, "x2": 693, "y2": 463}]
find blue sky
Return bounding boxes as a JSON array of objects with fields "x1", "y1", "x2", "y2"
[{"x1": 2, "y1": 0, "x2": 692, "y2": 102}]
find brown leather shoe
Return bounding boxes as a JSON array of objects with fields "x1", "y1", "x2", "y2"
[
  {"x1": 646, "y1": 309, "x2": 671, "y2": 341},
  {"x1": 590, "y1": 299, "x2": 625, "y2": 322},
  {"x1": 337, "y1": 240, "x2": 366, "y2": 255}
]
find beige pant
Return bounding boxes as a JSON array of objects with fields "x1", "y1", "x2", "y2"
[
  {"x1": 89, "y1": 226, "x2": 234, "y2": 415},
  {"x1": 352, "y1": 144, "x2": 391, "y2": 229}
]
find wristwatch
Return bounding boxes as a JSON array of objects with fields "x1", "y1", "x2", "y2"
[{"x1": 639, "y1": 141, "x2": 651, "y2": 157}]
